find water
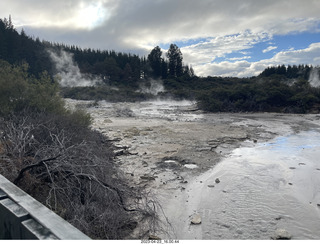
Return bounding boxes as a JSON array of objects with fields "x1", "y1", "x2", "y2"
[
  {"x1": 171, "y1": 130, "x2": 320, "y2": 240},
  {"x1": 131, "y1": 100, "x2": 203, "y2": 122},
  {"x1": 64, "y1": 99, "x2": 320, "y2": 239}
]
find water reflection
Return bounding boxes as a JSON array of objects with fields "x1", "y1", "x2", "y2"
[{"x1": 184, "y1": 130, "x2": 320, "y2": 239}]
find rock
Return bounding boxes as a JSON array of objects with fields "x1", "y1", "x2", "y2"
[
  {"x1": 140, "y1": 175, "x2": 156, "y2": 181},
  {"x1": 191, "y1": 214, "x2": 202, "y2": 225},
  {"x1": 272, "y1": 229, "x2": 292, "y2": 240},
  {"x1": 207, "y1": 185, "x2": 215, "y2": 188},
  {"x1": 104, "y1": 119, "x2": 113, "y2": 123},
  {"x1": 215, "y1": 178, "x2": 220, "y2": 184},
  {"x1": 149, "y1": 235, "x2": 161, "y2": 240},
  {"x1": 317, "y1": 204, "x2": 320, "y2": 207},
  {"x1": 114, "y1": 149, "x2": 125, "y2": 156}
]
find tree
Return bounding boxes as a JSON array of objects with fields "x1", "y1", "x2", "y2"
[
  {"x1": 166, "y1": 44, "x2": 183, "y2": 77},
  {"x1": 3, "y1": 15, "x2": 14, "y2": 30},
  {"x1": 147, "y1": 46, "x2": 162, "y2": 78},
  {"x1": 161, "y1": 59, "x2": 168, "y2": 79}
]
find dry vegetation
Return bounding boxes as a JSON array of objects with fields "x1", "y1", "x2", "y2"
[{"x1": 0, "y1": 60, "x2": 167, "y2": 239}]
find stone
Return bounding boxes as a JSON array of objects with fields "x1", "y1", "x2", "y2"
[
  {"x1": 149, "y1": 234, "x2": 161, "y2": 240},
  {"x1": 272, "y1": 229, "x2": 292, "y2": 240},
  {"x1": 140, "y1": 175, "x2": 156, "y2": 181},
  {"x1": 215, "y1": 178, "x2": 220, "y2": 184},
  {"x1": 207, "y1": 185, "x2": 215, "y2": 188},
  {"x1": 191, "y1": 214, "x2": 202, "y2": 225},
  {"x1": 103, "y1": 119, "x2": 113, "y2": 123}
]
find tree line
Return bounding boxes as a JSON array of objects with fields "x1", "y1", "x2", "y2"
[
  {"x1": 0, "y1": 17, "x2": 193, "y2": 87},
  {"x1": 259, "y1": 64, "x2": 313, "y2": 80},
  {"x1": 1, "y1": 16, "x2": 320, "y2": 114}
]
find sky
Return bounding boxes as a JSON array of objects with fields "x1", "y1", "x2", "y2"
[{"x1": 1, "y1": 0, "x2": 320, "y2": 77}]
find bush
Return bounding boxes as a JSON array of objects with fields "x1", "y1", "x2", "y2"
[
  {"x1": 0, "y1": 60, "x2": 65, "y2": 115},
  {"x1": 0, "y1": 60, "x2": 165, "y2": 239},
  {"x1": 0, "y1": 111, "x2": 165, "y2": 239}
]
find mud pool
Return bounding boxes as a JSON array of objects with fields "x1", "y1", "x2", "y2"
[{"x1": 65, "y1": 99, "x2": 320, "y2": 240}]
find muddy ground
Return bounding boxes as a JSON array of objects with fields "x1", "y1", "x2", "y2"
[{"x1": 65, "y1": 99, "x2": 320, "y2": 239}]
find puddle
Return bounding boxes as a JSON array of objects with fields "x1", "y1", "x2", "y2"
[
  {"x1": 169, "y1": 130, "x2": 320, "y2": 240},
  {"x1": 132, "y1": 100, "x2": 203, "y2": 122}
]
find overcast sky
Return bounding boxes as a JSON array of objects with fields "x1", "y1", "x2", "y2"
[{"x1": 1, "y1": 0, "x2": 320, "y2": 77}]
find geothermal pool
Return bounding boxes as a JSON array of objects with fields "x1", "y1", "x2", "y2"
[{"x1": 66, "y1": 99, "x2": 320, "y2": 239}]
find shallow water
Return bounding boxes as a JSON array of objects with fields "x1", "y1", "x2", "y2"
[
  {"x1": 175, "y1": 130, "x2": 320, "y2": 239},
  {"x1": 64, "y1": 99, "x2": 320, "y2": 239},
  {"x1": 131, "y1": 100, "x2": 203, "y2": 122}
]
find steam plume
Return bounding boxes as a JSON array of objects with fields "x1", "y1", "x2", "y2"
[
  {"x1": 137, "y1": 79, "x2": 165, "y2": 95},
  {"x1": 308, "y1": 67, "x2": 320, "y2": 88},
  {"x1": 48, "y1": 49, "x2": 102, "y2": 87}
]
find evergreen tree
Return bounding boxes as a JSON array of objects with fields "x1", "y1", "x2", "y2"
[
  {"x1": 147, "y1": 46, "x2": 162, "y2": 78},
  {"x1": 167, "y1": 44, "x2": 183, "y2": 77}
]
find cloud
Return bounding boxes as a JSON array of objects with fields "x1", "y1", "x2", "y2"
[
  {"x1": 228, "y1": 56, "x2": 251, "y2": 61},
  {"x1": 1, "y1": 0, "x2": 320, "y2": 76},
  {"x1": 3, "y1": 0, "x2": 320, "y2": 50},
  {"x1": 181, "y1": 31, "x2": 270, "y2": 65},
  {"x1": 262, "y1": 46, "x2": 278, "y2": 53},
  {"x1": 1, "y1": 0, "x2": 113, "y2": 29},
  {"x1": 194, "y1": 42, "x2": 320, "y2": 77}
]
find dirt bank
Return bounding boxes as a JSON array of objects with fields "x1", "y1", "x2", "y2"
[{"x1": 65, "y1": 99, "x2": 320, "y2": 239}]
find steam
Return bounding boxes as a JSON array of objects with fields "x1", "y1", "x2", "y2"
[
  {"x1": 137, "y1": 79, "x2": 165, "y2": 95},
  {"x1": 308, "y1": 67, "x2": 320, "y2": 88},
  {"x1": 48, "y1": 49, "x2": 102, "y2": 87}
]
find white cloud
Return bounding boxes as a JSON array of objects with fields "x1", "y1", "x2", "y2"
[
  {"x1": 194, "y1": 61, "x2": 265, "y2": 78},
  {"x1": 194, "y1": 42, "x2": 320, "y2": 77},
  {"x1": 181, "y1": 31, "x2": 270, "y2": 65},
  {"x1": 271, "y1": 43, "x2": 320, "y2": 64},
  {"x1": 228, "y1": 56, "x2": 251, "y2": 61},
  {"x1": 1, "y1": 0, "x2": 113, "y2": 29},
  {"x1": 262, "y1": 46, "x2": 278, "y2": 53},
  {"x1": 2, "y1": 0, "x2": 320, "y2": 49},
  {"x1": 1, "y1": 0, "x2": 320, "y2": 76}
]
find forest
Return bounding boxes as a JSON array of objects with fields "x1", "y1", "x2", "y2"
[{"x1": 1, "y1": 17, "x2": 320, "y2": 114}]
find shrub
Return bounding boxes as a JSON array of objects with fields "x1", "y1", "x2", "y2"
[{"x1": 0, "y1": 60, "x2": 65, "y2": 115}]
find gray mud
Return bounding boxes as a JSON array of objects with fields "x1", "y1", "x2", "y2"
[{"x1": 65, "y1": 99, "x2": 320, "y2": 240}]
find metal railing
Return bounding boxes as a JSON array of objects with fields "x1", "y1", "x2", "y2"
[{"x1": 0, "y1": 174, "x2": 90, "y2": 240}]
